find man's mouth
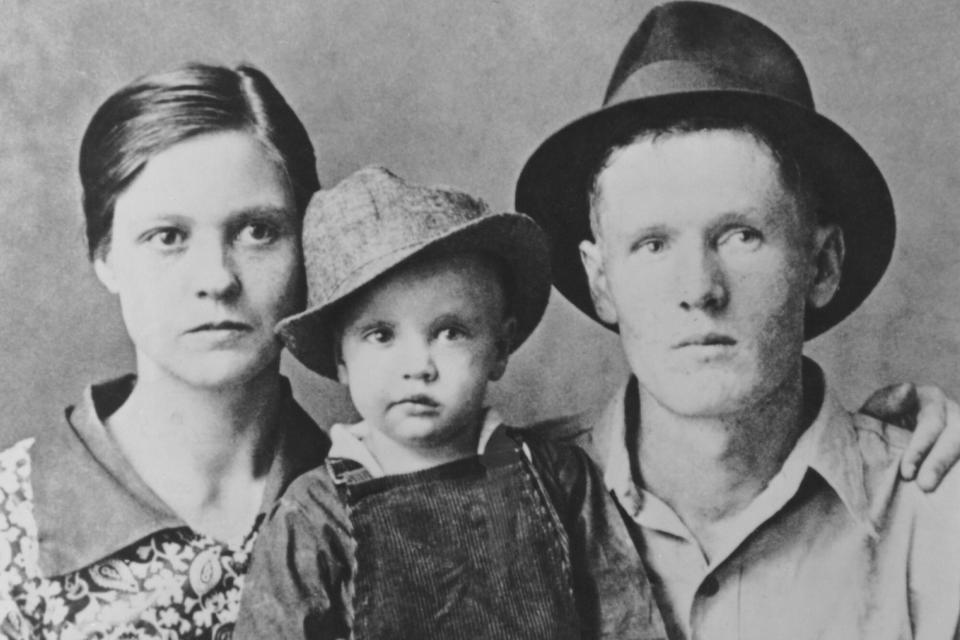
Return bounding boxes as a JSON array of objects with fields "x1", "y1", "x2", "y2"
[
  {"x1": 187, "y1": 321, "x2": 253, "y2": 334},
  {"x1": 674, "y1": 333, "x2": 737, "y2": 348}
]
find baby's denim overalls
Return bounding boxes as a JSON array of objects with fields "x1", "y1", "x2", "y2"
[{"x1": 328, "y1": 426, "x2": 582, "y2": 639}]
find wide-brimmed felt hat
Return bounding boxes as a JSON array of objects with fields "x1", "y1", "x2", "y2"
[
  {"x1": 278, "y1": 166, "x2": 552, "y2": 378},
  {"x1": 515, "y1": 0, "x2": 895, "y2": 339}
]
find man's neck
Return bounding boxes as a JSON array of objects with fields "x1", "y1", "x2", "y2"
[{"x1": 636, "y1": 363, "x2": 816, "y2": 558}]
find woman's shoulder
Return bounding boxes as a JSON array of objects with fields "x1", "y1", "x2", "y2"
[
  {"x1": 0, "y1": 438, "x2": 37, "y2": 526},
  {"x1": 0, "y1": 438, "x2": 41, "y2": 626}
]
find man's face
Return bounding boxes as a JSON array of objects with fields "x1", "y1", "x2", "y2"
[{"x1": 580, "y1": 129, "x2": 841, "y2": 417}]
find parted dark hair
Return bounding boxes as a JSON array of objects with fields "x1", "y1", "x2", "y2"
[{"x1": 79, "y1": 62, "x2": 320, "y2": 259}]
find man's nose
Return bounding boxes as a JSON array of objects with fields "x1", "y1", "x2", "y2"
[
  {"x1": 187, "y1": 236, "x2": 241, "y2": 300},
  {"x1": 400, "y1": 336, "x2": 439, "y2": 382},
  {"x1": 676, "y1": 245, "x2": 729, "y2": 312}
]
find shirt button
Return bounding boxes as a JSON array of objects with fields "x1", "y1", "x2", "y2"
[{"x1": 700, "y1": 575, "x2": 720, "y2": 597}]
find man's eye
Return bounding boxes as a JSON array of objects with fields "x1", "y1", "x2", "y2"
[
  {"x1": 238, "y1": 222, "x2": 279, "y2": 246},
  {"x1": 720, "y1": 227, "x2": 763, "y2": 249},
  {"x1": 144, "y1": 228, "x2": 186, "y2": 249}
]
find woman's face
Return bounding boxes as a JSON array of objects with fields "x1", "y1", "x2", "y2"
[{"x1": 94, "y1": 131, "x2": 303, "y2": 389}]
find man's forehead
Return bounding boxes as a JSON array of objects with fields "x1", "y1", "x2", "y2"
[{"x1": 592, "y1": 128, "x2": 791, "y2": 234}]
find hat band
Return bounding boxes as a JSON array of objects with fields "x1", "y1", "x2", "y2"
[{"x1": 605, "y1": 60, "x2": 812, "y2": 110}]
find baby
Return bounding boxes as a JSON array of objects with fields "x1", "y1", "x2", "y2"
[{"x1": 235, "y1": 167, "x2": 655, "y2": 639}]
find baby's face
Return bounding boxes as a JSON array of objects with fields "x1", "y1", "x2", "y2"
[{"x1": 337, "y1": 252, "x2": 514, "y2": 453}]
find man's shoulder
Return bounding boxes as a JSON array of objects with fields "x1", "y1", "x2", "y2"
[
  {"x1": 849, "y1": 412, "x2": 913, "y2": 465},
  {"x1": 850, "y1": 413, "x2": 960, "y2": 521},
  {"x1": 524, "y1": 412, "x2": 604, "y2": 467},
  {"x1": 525, "y1": 412, "x2": 596, "y2": 443}
]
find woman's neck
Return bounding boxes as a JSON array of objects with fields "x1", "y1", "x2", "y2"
[{"x1": 104, "y1": 362, "x2": 283, "y2": 542}]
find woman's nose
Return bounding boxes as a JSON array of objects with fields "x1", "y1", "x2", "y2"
[
  {"x1": 676, "y1": 246, "x2": 729, "y2": 312},
  {"x1": 187, "y1": 236, "x2": 241, "y2": 300}
]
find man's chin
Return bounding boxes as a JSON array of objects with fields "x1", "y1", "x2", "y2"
[{"x1": 640, "y1": 372, "x2": 758, "y2": 418}]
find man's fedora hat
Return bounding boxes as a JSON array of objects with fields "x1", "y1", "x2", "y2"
[
  {"x1": 278, "y1": 166, "x2": 552, "y2": 378},
  {"x1": 515, "y1": 1, "x2": 895, "y2": 339}
]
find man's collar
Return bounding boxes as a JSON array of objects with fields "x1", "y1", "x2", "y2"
[
  {"x1": 600, "y1": 358, "x2": 875, "y2": 533},
  {"x1": 32, "y1": 375, "x2": 329, "y2": 578}
]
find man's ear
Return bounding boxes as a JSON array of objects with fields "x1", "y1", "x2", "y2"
[
  {"x1": 579, "y1": 239, "x2": 618, "y2": 325},
  {"x1": 489, "y1": 316, "x2": 516, "y2": 382},
  {"x1": 93, "y1": 252, "x2": 119, "y2": 294},
  {"x1": 807, "y1": 224, "x2": 845, "y2": 310}
]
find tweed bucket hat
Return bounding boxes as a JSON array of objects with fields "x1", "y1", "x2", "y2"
[
  {"x1": 515, "y1": 0, "x2": 895, "y2": 339},
  {"x1": 278, "y1": 166, "x2": 552, "y2": 378}
]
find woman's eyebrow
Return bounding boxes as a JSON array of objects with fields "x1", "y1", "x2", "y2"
[{"x1": 231, "y1": 205, "x2": 294, "y2": 221}]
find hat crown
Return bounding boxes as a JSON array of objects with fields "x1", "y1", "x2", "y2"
[
  {"x1": 605, "y1": 1, "x2": 813, "y2": 109},
  {"x1": 300, "y1": 166, "x2": 492, "y2": 308}
]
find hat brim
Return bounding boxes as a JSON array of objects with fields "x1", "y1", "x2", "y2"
[
  {"x1": 515, "y1": 90, "x2": 895, "y2": 339},
  {"x1": 277, "y1": 213, "x2": 552, "y2": 379}
]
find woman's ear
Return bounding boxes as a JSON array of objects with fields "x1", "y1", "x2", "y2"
[
  {"x1": 489, "y1": 316, "x2": 516, "y2": 382},
  {"x1": 93, "y1": 252, "x2": 119, "y2": 294},
  {"x1": 807, "y1": 224, "x2": 845, "y2": 310},
  {"x1": 334, "y1": 335, "x2": 349, "y2": 385}
]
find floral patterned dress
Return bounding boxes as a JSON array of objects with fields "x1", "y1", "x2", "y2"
[{"x1": 0, "y1": 376, "x2": 327, "y2": 640}]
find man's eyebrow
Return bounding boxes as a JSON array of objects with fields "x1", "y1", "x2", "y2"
[
  {"x1": 707, "y1": 209, "x2": 769, "y2": 230},
  {"x1": 622, "y1": 223, "x2": 673, "y2": 238}
]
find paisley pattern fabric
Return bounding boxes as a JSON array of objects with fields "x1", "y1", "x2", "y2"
[{"x1": 0, "y1": 438, "x2": 257, "y2": 639}]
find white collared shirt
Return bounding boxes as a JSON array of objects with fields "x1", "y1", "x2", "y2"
[
  {"x1": 594, "y1": 362, "x2": 960, "y2": 640},
  {"x1": 328, "y1": 408, "x2": 507, "y2": 477}
]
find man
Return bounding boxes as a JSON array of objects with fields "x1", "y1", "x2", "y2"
[{"x1": 517, "y1": 3, "x2": 960, "y2": 638}]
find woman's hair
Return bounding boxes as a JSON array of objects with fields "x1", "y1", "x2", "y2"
[{"x1": 79, "y1": 62, "x2": 320, "y2": 259}]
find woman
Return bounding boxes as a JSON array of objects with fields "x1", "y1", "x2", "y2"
[
  {"x1": 0, "y1": 61, "x2": 957, "y2": 640},
  {"x1": 0, "y1": 63, "x2": 326, "y2": 639}
]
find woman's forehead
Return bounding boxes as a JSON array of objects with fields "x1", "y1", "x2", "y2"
[{"x1": 112, "y1": 131, "x2": 295, "y2": 227}]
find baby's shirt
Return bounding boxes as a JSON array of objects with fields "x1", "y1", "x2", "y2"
[{"x1": 234, "y1": 412, "x2": 662, "y2": 639}]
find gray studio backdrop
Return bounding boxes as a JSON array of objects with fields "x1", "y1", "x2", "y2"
[{"x1": 2, "y1": 0, "x2": 958, "y2": 445}]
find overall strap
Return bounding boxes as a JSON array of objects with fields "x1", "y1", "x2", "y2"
[{"x1": 326, "y1": 457, "x2": 374, "y2": 504}]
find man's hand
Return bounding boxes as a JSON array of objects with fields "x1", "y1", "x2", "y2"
[{"x1": 860, "y1": 383, "x2": 960, "y2": 491}]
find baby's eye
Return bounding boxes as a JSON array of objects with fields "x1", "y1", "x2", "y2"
[
  {"x1": 363, "y1": 328, "x2": 394, "y2": 344},
  {"x1": 144, "y1": 227, "x2": 186, "y2": 250},
  {"x1": 237, "y1": 222, "x2": 279, "y2": 246}
]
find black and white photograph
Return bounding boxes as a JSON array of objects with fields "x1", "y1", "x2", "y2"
[{"x1": 1, "y1": 1, "x2": 959, "y2": 638}]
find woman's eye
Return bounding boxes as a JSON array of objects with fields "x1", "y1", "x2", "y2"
[
  {"x1": 238, "y1": 222, "x2": 279, "y2": 246},
  {"x1": 631, "y1": 237, "x2": 667, "y2": 255},
  {"x1": 437, "y1": 327, "x2": 467, "y2": 342}
]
